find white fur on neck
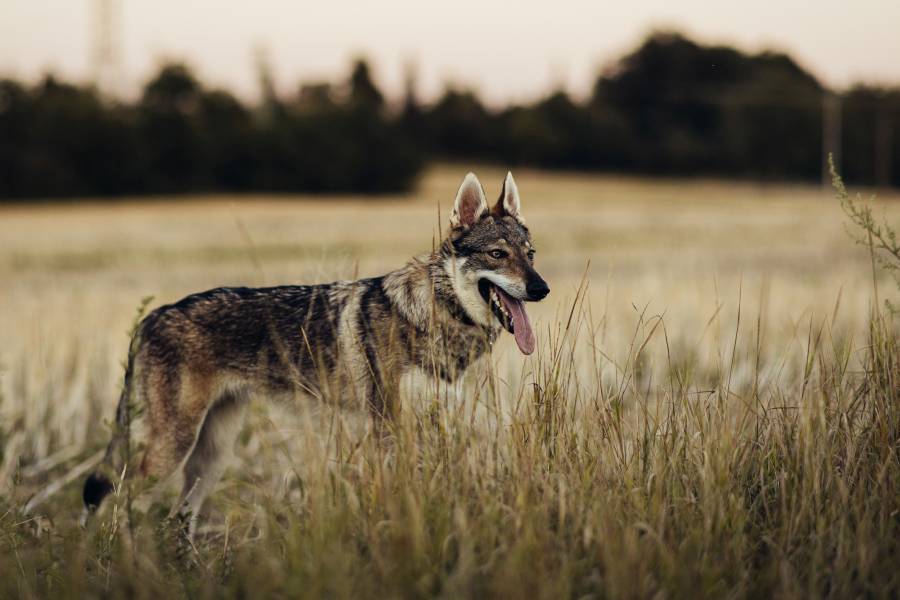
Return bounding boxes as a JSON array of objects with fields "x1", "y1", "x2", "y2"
[
  {"x1": 382, "y1": 256, "x2": 433, "y2": 327},
  {"x1": 443, "y1": 256, "x2": 497, "y2": 328},
  {"x1": 443, "y1": 258, "x2": 530, "y2": 329}
]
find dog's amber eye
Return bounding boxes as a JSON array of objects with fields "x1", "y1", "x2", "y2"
[{"x1": 489, "y1": 249, "x2": 507, "y2": 259}]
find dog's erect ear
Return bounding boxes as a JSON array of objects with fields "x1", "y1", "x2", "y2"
[
  {"x1": 450, "y1": 172, "x2": 488, "y2": 229},
  {"x1": 492, "y1": 171, "x2": 525, "y2": 225}
]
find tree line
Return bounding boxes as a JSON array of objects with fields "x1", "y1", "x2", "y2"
[{"x1": 1, "y1": 31, "x2": 898, "y2": 199}]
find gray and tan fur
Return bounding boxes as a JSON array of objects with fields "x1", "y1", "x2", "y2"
[{"x1": 83, "y1": 171, "x2": 549, "y2": 534}]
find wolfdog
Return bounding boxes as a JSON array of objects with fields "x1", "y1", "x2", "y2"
[{"x1": 82, "y1": 171, "x2": 549, "y2": 533}]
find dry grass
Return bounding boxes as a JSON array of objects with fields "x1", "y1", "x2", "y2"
[{"x1": 1, "y1": 165, "x2": 899, "y2": 598}]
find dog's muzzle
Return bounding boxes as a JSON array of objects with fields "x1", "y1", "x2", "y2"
[{"x1": 526, "y1": 277, "x2": 550, "y2": 301}]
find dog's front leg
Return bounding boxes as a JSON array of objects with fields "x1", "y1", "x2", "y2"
[{"x1": 365, "y1": 370, "x2": 403, "y2": 442}]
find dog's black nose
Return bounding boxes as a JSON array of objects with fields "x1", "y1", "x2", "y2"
[{"x1": 527, "y1": 278, "x2": 550, "y2": 301}]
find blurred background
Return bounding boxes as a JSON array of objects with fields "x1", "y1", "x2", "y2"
[
  {"x1": 2, "y1": 0, "x2": 900, "y2": 399},
  {"x1": 4, "y1": 5, "x2": 900, "y2": 594},
  {"x1": 2, "y1": 0, "x2": 900, "y2": 198}
]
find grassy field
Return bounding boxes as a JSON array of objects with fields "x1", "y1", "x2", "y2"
[{"x1": 1, "y1": 165, "x2": 899, "y2": 598}]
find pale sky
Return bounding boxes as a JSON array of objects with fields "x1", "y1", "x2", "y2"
[{"x1": 1, "y1": 0, "x2": 899, "y2": 105}]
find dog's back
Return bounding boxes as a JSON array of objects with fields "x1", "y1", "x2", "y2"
[{"x1": 142, "y1": 284, "x2": 350, "y2": 398}]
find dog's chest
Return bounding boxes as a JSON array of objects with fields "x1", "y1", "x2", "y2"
[{"x1": 410, "y1": 321, "x2": 496, "y2": 381}]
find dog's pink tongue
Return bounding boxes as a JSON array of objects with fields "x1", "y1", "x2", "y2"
[{"x1": 496, "y1": 287, "x2": 535, "y2": 355}]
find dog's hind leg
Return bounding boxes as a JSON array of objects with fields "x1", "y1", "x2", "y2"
[
  {"x1": 175, "y1": 389, "x2": 247, "y2": 538},
  {"x1": 138, "y1": 367, "x2": 204, "y2": 482}
]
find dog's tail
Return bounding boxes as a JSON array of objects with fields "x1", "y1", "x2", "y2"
[{"x1": 82, "y1": 331, "x2": 141, "y2": 516}]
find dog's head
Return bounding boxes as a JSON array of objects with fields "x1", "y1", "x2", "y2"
[{"x1": 443, "y1": 171, "x2": 550, "y2": 355}]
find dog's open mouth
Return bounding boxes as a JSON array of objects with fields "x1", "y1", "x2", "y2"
[{"x1": 478, "y1": 279, "x2": 536, "y2": 355}]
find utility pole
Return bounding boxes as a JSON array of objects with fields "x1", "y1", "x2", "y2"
[
  {"x1": 92, "y1": 0, "x2": 121, "y2": 98},
  {"x1": 875, "y1": 108, "x2": 893, "y2": 189},
  {"x1": 822, "y1": 91, "x2": 842, "y2": 186}
]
